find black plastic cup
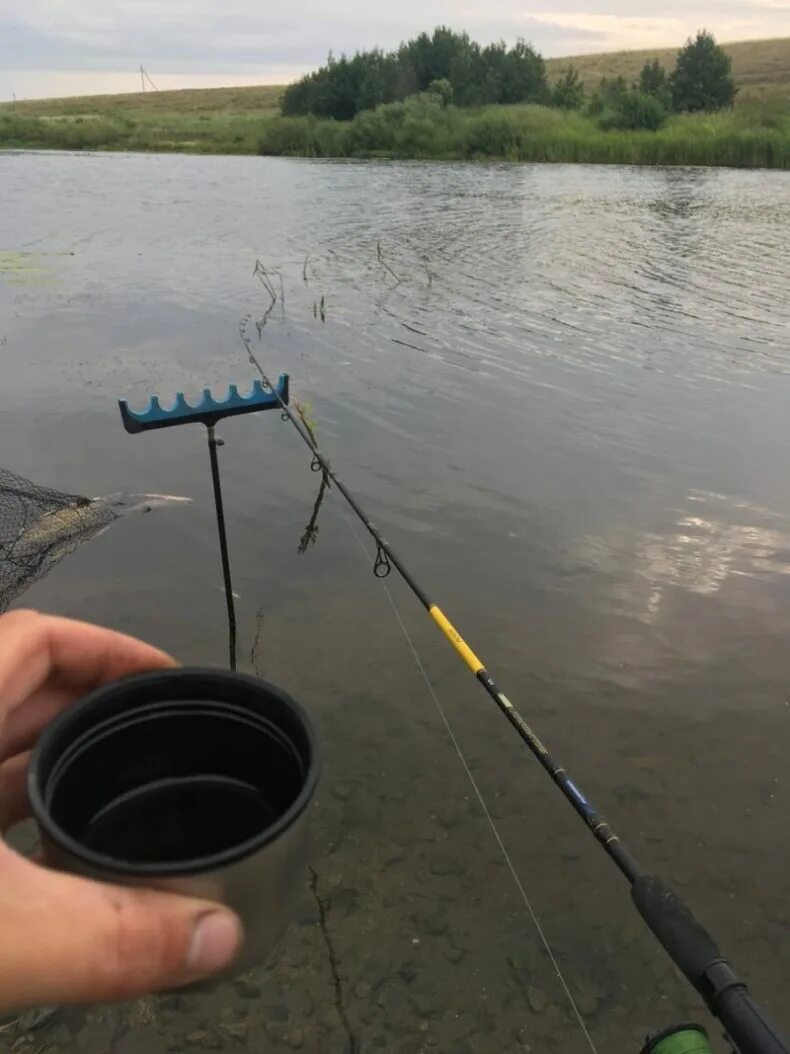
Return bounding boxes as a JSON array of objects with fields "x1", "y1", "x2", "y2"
[{"x1": 28, "y1": 668, "x2": 319, "y2": 972}]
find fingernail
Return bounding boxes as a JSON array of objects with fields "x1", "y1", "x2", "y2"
[{"x1": 187, "y1": 911, "x2": 242, "y2": 975}]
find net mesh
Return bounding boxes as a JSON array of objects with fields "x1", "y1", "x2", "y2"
[{"x1": 0, "y1": 467, "x2": 118, "y2": 612}]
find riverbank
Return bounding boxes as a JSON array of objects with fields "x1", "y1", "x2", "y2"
[
  {"x1": 260, "y1": 102, "x2": 790, "y2": 169},
  {"x1": 3, "y1": 100, "x2": 788, "y2": 169},
  {"x1": 0, "y1": 85, "x2": 283, "y2": 155}
]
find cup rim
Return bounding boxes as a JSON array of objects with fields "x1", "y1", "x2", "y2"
[{"x1": 28, "y1": 667, "x2": 319, "y2": 877}]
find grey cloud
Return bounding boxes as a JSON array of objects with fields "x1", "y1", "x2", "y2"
[{"x1": 2, "y1": 0, "x2": 786, "y2": 85}]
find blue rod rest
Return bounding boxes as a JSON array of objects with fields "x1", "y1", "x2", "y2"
[{"x1": 118, "y1": 375, "x2": 289, "y2": 433}]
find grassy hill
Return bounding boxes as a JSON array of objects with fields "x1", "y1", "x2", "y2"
[
  {"x1": 4, "y1": 35, "x2": 788, "y2": 121},
  {"x1": 0, "y1": 85, "x2": 283, "y2": 154},
  {"x1": 6, "y1": 84, "x2": 283, "y2": 119},
  {"x1": 545, "y1": 36, "x2": 790, "y2": 104}
]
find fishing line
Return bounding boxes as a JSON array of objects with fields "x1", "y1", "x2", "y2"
[
  {"x1": 329, "y1": 489, "x2": 600, "y2": 1054},
  {"x1": 239, "y1": 279, "x2": 790, "y2": 1053}
]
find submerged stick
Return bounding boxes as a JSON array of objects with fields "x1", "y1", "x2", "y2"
[{"x1": 376, "y1": 240, "x2": 402, "y2": 284}]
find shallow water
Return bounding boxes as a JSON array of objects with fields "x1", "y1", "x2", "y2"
[{"x1": 1, "y1": 152, "x2": 790, "y2": 1053}]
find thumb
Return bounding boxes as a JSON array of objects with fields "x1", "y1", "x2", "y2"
[{"x1": 0, "y1": 845, "x2": 243, "y2": 1011}]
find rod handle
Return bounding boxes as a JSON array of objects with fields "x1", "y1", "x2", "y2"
[
  {"x1": 631, "y1": 875, "x2": 721, "y2": 990},
  {"x1": 632, "y1": 876, "x2": 790, "y2": 1054}
]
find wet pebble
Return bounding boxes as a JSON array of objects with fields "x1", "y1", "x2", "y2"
[
  {"x1": 435, "y1": 809, "x2": 460, "y2": 829},
  {"x1": 410, "y1": 992, "x2": 437, "y2": 1017},
  {"x1": 219, "y1": 1022, "x2": 247, "y2": 1042},
  {"x1": 382, "y1": 843, "x2": 405, "y2": 865},
  {"x1": 332, "y1": 887, "x2": 360, "y2": 918},
  {"x1": 573, "y1": 989, "x2": 599, "y2": 1016},
  {"x1": 428, "y1": 857, "x2": 455, "y2": 877},
  {"x1": 572, "y1": 977, "x2": 606, "y2": 1016},
  {"x1": 354, "y1": 982, "x2": 372, "y2": 999},
  {"x1": 394, "y1": 1039, "x2": 423, "y2": 1054},
  {"x1": 266, "y1": 1021, "x2": 285, "y2": 1043},
  {"x1": 232, "y1": 977, "x2": 261, "y2": 1000},
  {"x1": 449, "y1": 933, "x2": 475, "y2": 953},
  {"x1": 376, "y1": 984, "x2": 413, "y2": 1022},
  {"x1": 421, "y1": 912, "x2": 448, "y2": 936},
  {"x1": 332, "y1": 783, "x2": 353, "y2": 801},
  {"x1": 159, "y1": 994, "x2": 186, "y2": 1011},
  {"x1": 527, "y1": 986, "x2": 548, "y2": 1014},
  {"x1": 46, "y1": 1025, "x2": 70, "y2": 1046},
  {"x1": 287, "y1": 1027, "x2": 305, "y2": 1048}
]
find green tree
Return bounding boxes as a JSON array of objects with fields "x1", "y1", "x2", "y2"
[
  {"x1": 638, "y1": 58, "x2": 666, "y2": 95},
  {"x1": 636, "y1": 59, "x2": 671, "y2": 111},
  {"x1": 499, "y1": 39, "x2": 547, "y2": 104},
  {"x1": 599, "y1": 89, "x2": 667, "y2": 131},
  {"x1": 427, "y1": 78, "x2": 454, "y2": 105},
  {"x1": 551, "y1": 66, "x2": 584, "y2": 109},
  {"x1": 670, "y1": 30, "x2": 736, "y2": 112},
  {"x1": 587, "y1": 75, "x2": 628, "y2": 117},
  {"x1": 281, "y1": 26, "x2": 547, "y2": 119}
]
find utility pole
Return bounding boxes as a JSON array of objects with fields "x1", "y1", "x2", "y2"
[{"x1": 139, "y1": 65, "x2": 158, "y2": 92}]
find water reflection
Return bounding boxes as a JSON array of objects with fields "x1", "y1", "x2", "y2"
[{"x1": 574, "y1": 490, "x2": 790, "y2": 623}]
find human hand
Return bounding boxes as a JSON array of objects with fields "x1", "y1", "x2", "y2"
[{"x1": 0, "y1": 610, "x2": 242, "y2": 1012}]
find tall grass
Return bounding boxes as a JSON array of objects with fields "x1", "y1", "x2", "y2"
[
  {"x1": 0, "y1": 111, "x2": 264, "y2": 154},
  {"x1": 259, "y1": 97, "x2": 790, "y2": 168}
]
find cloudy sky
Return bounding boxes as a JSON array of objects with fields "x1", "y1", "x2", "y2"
[{"x1": 1, "y1": 0, "x2": 787, "y2": 101}]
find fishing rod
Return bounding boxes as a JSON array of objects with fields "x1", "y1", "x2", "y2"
[{"x1": 242, "y1": 340, "x2": 788, "y2": 1054}]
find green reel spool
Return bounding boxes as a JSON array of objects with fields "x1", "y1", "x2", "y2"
[{"x1": 641, "y1": 1024, "x2": 713, "y2": 1054}]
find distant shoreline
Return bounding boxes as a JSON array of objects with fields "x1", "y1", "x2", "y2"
[{"x1": 2, "y1": 102, "x2": 788, "y2": 170}]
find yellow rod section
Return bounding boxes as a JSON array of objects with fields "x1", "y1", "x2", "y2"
[{"x1": 429, "y1": 604, "x2": 484, "y2": 674}]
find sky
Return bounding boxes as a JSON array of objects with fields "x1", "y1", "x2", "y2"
[{"x1": 1, "y1": 0, "x2": 788, "y2": 101}]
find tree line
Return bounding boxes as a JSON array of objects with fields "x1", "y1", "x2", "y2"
[
  {"x1": 586, "y1": 30, "x2": 737, "y2": 130},
  {"x1": 281, "y1": 27, "x2": 737, "y2": 131},
  {"x1": 282, "y1": 28, "x2": 548, "y2": 119}
]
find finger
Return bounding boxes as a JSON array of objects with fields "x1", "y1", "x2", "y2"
[
  {"x1": 0, "y1": 753, "x2": 32, "y2": 832},
  {"x1": 0, "y1": 686, "x2": 72, "y2": 764},
  {"x1": 0, "y1": 845, "x2": 243, "y2": 1011},
  {"x1": 0, "y1": 610, "x2": 177, "y2": 757}
]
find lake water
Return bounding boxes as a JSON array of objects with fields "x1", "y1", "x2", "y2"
[{"x1": 1, "y1": 152, "x2": 789, "y2": 1053}]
